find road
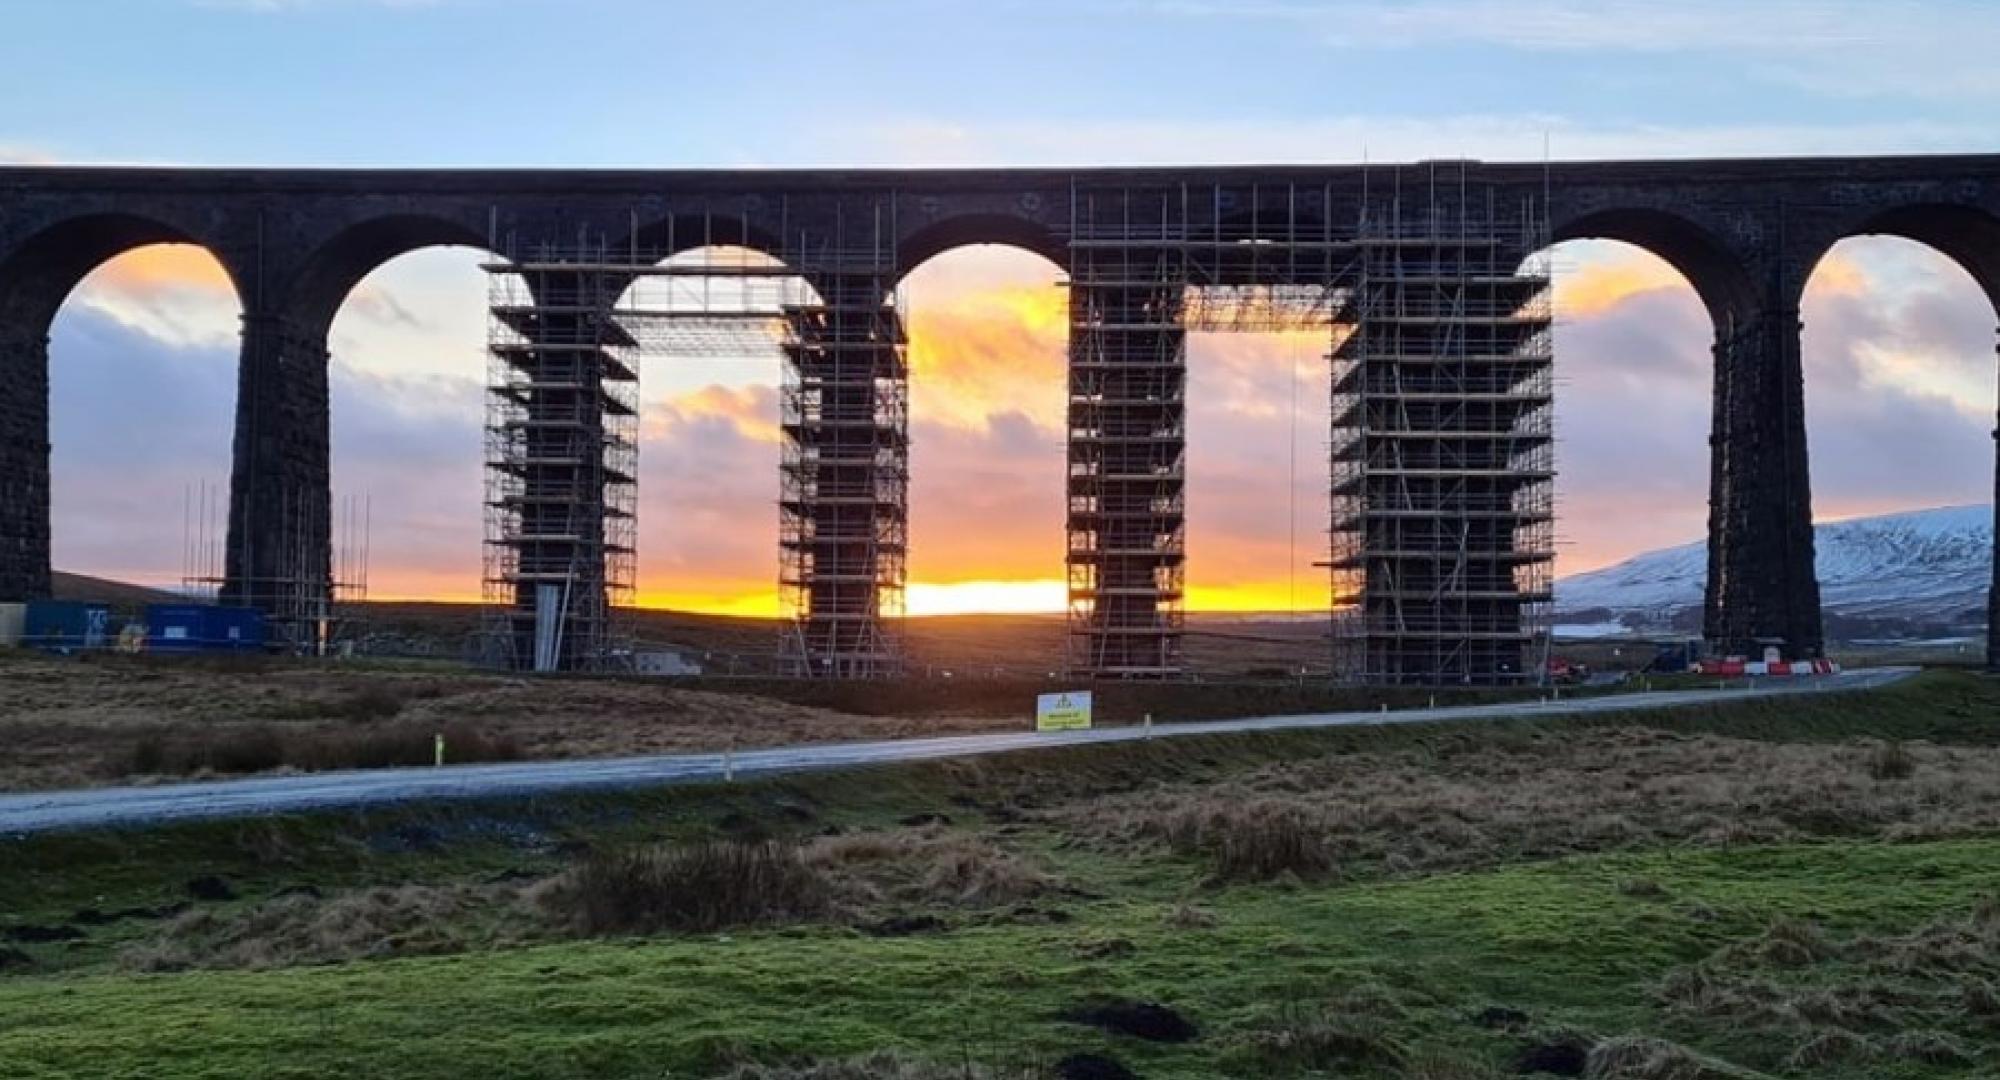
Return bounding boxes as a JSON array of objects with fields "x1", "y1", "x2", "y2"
[{"x1": 0, "y1": 667, "x2": 1916, "y2": 834}]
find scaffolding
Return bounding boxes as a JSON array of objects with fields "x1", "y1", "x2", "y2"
[
  {"x1": 1062, "y1": 175, "x2": 1551, "y2": 685},
  {"x1": 194, "y1": 482, "x2": 368, "y2": 653},
  {"x1": 777, "y1": 226, "x2": 909, "y2": 679},
  {"x1": 1328, "y1": 176, "x2": 1554, "y2": 685},
  {"x1": 482, "y1": 242, "x2": 641, "y2": 672},
  {"x1": 1064, "y1": 198, "x2": 1188, "y2": 677},
  {"x1": 469, "y1": 176, "x2": 1547, "y2": 685},
  {"x1": 1062, "y1": 185, "x2": 1349, "y2": 678},
  {"x1": 480, "y1": 204, "x2": 909, "y2": 677}
]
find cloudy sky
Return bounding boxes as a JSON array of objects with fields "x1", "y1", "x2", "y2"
[{"x1": 12, "y1": 1, "x2": 1999, "y2": 614}]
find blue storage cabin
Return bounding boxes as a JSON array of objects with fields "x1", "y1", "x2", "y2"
[
  {"x1": 23, "y1": 600, "x2": 111, "y2": 654},
  {"x1": 146, "y1": 604, "x2": 268, "y2": 653}
]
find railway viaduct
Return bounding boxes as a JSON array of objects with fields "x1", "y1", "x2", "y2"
[{"x1": 1, "y1": 155, "x2": 1997, "y2": 675}]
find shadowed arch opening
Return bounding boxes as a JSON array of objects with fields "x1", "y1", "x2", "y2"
[
  {"x1": 1798, "y1": 230, "x2": 2000, "y2": 647},
  {"x1": 1851, "y1": 204, "x2": 2000, "y2": 303},
  {"x1": 0, "y1": 213, "x2": 242, "y2": 335},
  {"x1": 624, "y1": 245, "x2": 798, "y2": 619},
  {"x1": 1532, "y1": 238, "x2": 1715, "y2": 640},
  {"x1": 896, "y1": 214, "x2": 1063, "y2": 285},
  {"x1": 1553, "y1": 208, "x2": 1756, "y2": 327},
  {"x1": 289, "y1": 214, "x2": 492, "y2": 344},
  {"x1": 0, "y1": 214, "x2": 245, "y2": 604},
  {"x1": 898, "y1": 242, "x2": 1068, "y2": 630},
  {"x1": 322, "y1": 244, "x2": 505, "y2": 608}
]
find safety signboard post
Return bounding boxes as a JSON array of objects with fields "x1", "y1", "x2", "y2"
[{"x1": 1035, "y1": 690, "x2": 1093, "y2": 732}]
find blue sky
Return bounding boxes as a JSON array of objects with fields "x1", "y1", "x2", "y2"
[
  {"x1": 6, "y1": 1, "x2": 1999, "y2": 167},
  {"x1": 14, "y1": 1, "x2": 2000, "y2": 609}
]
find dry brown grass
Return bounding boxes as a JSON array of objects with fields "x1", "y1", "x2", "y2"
[
  {"x1": 125, "y1": 720, "x2": 524, "y2": 777},
  {"x1": 541, "y1": 829, "x2": 1061, "y2": 936},
  {"x1": 119, "y1": 883, "x2": 533, "y2": 972},
  {"x1": 803, "y1": 826, "x2": 1057, "y2": 910},
  {"x1": 540, "y1": 829, "x2": 1062, "y2": 937},
  {"x1": 1867, "y1": 739, "x2": 1919, "y2": 781},
  {"x1": 0, "y1": 653, "x2": 1006, "y2": 791},
  {"x1": 117, "y1": 825, "x2": 1062, "y2": 970},
  {"x1": 1163, "y1": 902, "x2": 1218, "y2": 930},
  {"x1": 1582, "y1": 1036, "x2": 1765, "y2": 1079},
  {"x1": 1052, "y1": 727, "x2": 2000, "y2": 879},
  {"x1": 542, "y1": 841, "x2": 833, "y2": 935},
  {"x1": 1122, "y1": 797, "x2": 1337, "y2": 883},
  {"x1": 1228, "y1": 1004, "x2": 1409, "y2": 1073},
  {"x1": 1396, "y1": 1051, "x2": 1505, "y2": 1079},
  {"x1": 1658, "y1": 901, "x2": 2000, "y2": 1070}
]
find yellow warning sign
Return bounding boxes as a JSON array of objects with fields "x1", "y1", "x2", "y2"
[{"x1": 1036, "y1": 690, "x2": 1093, "y2": 732}]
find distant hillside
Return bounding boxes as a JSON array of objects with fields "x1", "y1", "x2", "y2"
[
  {"x1": 1558, "y1": 505, "x2": 1993, "y2": 639},
  {"x1": 356, "y1": 601, "x2": 1328, "y2": 677},
  {"x1": 50, "y1": 572, "x2": 180, "y2": 608}
]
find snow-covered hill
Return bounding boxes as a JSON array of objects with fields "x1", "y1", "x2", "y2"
[{"x1": 1557, "y1": 505, "x2": 1993, "y2": 634}]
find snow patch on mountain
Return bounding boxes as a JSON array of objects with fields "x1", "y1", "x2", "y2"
[{"x1": 1557, "y1": 504, "x2": 1993, "y2": 629}]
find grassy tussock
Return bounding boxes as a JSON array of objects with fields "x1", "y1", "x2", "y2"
[
  {"x1": 1658, "y1": 901, "x2": 2000, "y2": 1071},
  {"x1": 1128, "y1": 797, "x2": 1336, "y2": 883},
  {"x1": 120, "y1": 884, "x2": 527, "y2": 972},
  {"x1": 115, "y1": 827, "x2": 1063, "y2": 970},
  {"x1": 1225, "y1": 987, "x2": 1416, "y2": 1073},
  {"x1": 1868, "y1": 739, "x2": 1918, "y2": 780},
  {"x1": 1058, "y1": 727, "x2": 2000, "y2": 879},
  {"x1": 1230, "y1": 1005, "x2": 1407, "y2": 1072},
  {"x1": 1396, "y1": 1052, "x2": 1503, "y2": 1079},
  {"x1": 542, "y1": 830, "x2": 1060, "y2": 937},
  {"x1": 803, "y1": 827, "x2": 1056, "y2": 909},
  {"x1": 1583, "y1": 1036, "x2": 1766, "y2": 1079},
  {"x1": 543, "y1": 841, "x2": 832, "y2": 935}
]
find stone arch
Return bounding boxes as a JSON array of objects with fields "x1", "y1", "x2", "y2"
[
  {"x1": 1835, "y1": 202, "x2": 2000, "y2": 316},
  {"x1": 1552, "y1": 207, "x2": 1758, "y2": 327},
  {"x1": 1543, "y1": 206, "x2": 1825, "y2": 658},
  {"x1": 1803, "y1": 203, "x2": 2000, "y2": 668},
  {"x1": 0, "y1": 212, "x2": 245, "y2": 602},
  {"x1": 285, "y1": 213, "x2": 494, "y2": 343},
  {"x1": 0, "y1": 212, "x2": 245, "y2": 333},
  {"x1": 896, "y1": 213, "x2": 1063, "y2": 283}
]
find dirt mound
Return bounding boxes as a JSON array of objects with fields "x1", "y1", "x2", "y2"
[{"x1": 1059, "y1": 1000, "x2": 1198, "y2": 1043}]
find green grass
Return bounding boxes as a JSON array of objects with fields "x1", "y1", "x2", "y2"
[
  {"x1": 3, "y1": 669, "x2": 1998, "y2": 1078},
  {"x1": 3, "y1": 839, "x2": 1997, "y2": 1079},
  {"x1": 5, "y1": 670, "x2": 1995, "y2": 930}
]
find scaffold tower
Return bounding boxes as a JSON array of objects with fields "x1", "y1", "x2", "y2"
[
  {"x1": 778, "y1": 208, "x2": 909, "y2": 678},
  {"x1": 479, "y1": 204, "x2": 911, "y2": 678},
  {"x1": 1329, "y1": 174, "x2": 1554, "y2": 685},
  {"x1": 483, "y1": 242, "x2": 640, "y2": 672},
  {"x1": 1064, "y1": 191, "x2": 1190, "y2": 677}
]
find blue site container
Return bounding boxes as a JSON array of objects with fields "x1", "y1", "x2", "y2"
[
  {"x1": 146, "y1": 604, "x2": 267, "y2": 653},
  {"x1": 24, "y1": 600, "x2": 111, "y2": 653}
]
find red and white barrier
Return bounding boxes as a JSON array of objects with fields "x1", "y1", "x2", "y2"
[{"x1": 1692, "y1": 658, "x2": 1840, "y2": 677}]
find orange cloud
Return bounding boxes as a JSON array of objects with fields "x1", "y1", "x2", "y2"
[
  {"x1": 646, "y1": 383, "x2": 781, "y2": 444},
  {"x1": 1555, "y1": 255, "x2": 1690, "y2": 319},
  {"x1": 1805, "y1": 249, "x2": 1869, "y2": 296},
  {"x1": 906, "y1": 282, "x2": 1069, "y2": 431},
  {"x1": 83, "y1": 244, "x2": 235, "y2": 299}
]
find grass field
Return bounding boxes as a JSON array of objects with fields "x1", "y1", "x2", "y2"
[
  {"x1": 3, "y1": 670, "x2": 1998, "y2": 1077},
  {"x1": 0, "y1": 646, "x2": 1562, "y2": 792}
]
